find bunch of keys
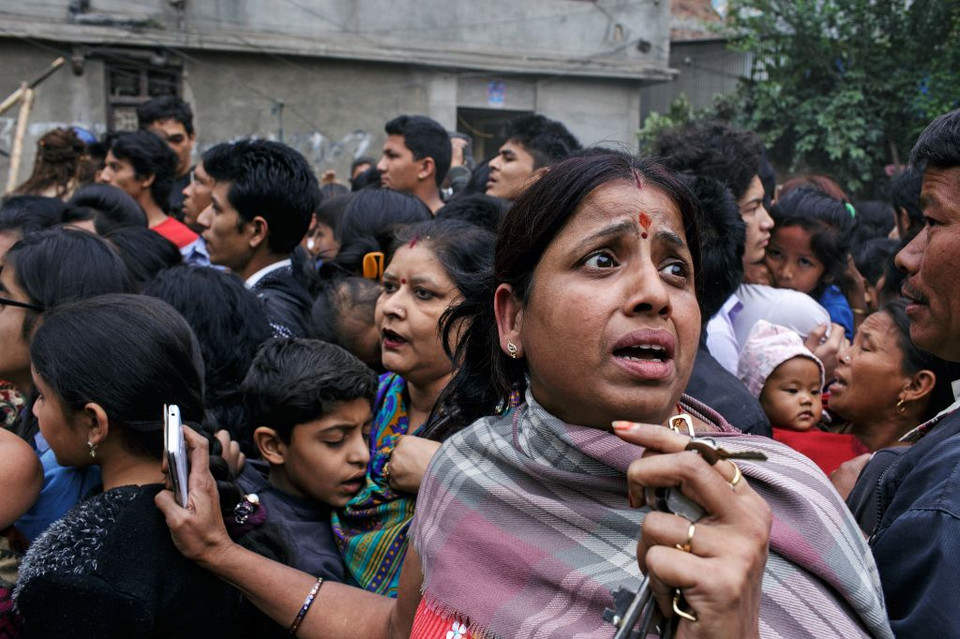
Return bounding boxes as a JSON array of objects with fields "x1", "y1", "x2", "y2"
[{"x1": 603, "y1": 414, "x2": 767, "y2": 638}]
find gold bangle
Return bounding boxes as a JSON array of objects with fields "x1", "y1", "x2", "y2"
[
  {"x1": 289, "y1": 576, "x2": 324, "y2": 635},
  {"x1": 852, "y1": 308, "x2": 867, "y2": 316}
]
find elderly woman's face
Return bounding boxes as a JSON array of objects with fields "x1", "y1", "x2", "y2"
[
  {"x1": 518, "y1": 180, "x2": 700, "y2": 429},
  {"x1": 829, "y1": 311, "x2": 910, "y2": 425}
]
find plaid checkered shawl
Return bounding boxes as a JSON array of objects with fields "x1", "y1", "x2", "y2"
[{"x1": 410, "y1": 392, "x2": 892, "y2": 639}]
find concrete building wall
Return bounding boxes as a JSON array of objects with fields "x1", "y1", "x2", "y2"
[
  {"x1": 640, "y1": 39, "x2": 751, "y2": 120},
  {"x1": 0, "y1": 0, "x2": 675, "y2": 185}
]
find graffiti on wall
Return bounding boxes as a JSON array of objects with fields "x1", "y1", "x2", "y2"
[
  {"x1": 199, "y1": 129, "x2": 374, "y2": 174},
  {"x1": 1, "y1": 118, "x2": 373, "y2": 183}
]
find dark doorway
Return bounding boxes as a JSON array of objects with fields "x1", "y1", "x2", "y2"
[{"x1": 456, "y1": 107, "x2": 533, "y2": 163}]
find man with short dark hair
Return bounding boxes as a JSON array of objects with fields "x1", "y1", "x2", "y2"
[
  {"x1": 137, "y1": 95, "x2": 196, "y2": 217},
  {"x1": 377, "y1": 115, "x2": 450, "y2": 213},
  {"x1": 197, "y1": 139, "x2": 318, "y2": 338},
  {"x1": 98, "y1": 131, "x2": 197, "y2": 249},
  {"x1": 850, "y1": 108, "x2": 960, "y2": 636},
  {"x1": 485, "y1": 114, "x2": 580, "y2": 201}
]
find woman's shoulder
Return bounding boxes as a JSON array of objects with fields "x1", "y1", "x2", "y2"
[{"x1": 16, "y1": 486, "x2": 142, "y2": 592}]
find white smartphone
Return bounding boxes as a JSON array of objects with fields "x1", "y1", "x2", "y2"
[{"x1": 163, "y1": 404, "x2": 189, "y2": 507}]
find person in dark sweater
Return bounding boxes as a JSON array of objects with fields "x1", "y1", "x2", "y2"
[
  {"x1": 239, "y1": 338, "x2": 377, "y2": 582},
  {"x1": 13, "y1": 295, "x2": 280, "y2": 638}
]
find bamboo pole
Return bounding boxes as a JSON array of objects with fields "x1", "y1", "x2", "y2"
[
  {"x1": 0, "y1": 57, "x2": 64, "y2": 118},
  {"x1": 5, "y1": 85, "x2": 35, "y2": 194}
]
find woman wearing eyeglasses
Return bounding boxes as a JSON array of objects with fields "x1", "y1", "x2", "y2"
[{"x1": 0, "y1": 228, "x2": 130, "y2": 541}]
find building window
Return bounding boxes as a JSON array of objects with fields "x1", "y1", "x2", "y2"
[{"x1": 103, "y1": 53, "x2": 181, "y2": 131}]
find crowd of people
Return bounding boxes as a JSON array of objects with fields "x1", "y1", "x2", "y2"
[{"x1": 1, "y1": 92, "x2": 959, "y2": 638}]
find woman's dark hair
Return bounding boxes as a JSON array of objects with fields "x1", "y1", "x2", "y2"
[
  {"x1": 769, "y1": 186, "x2": 856, "y2": 297},
  {"x1": 435, "y1": 193, "x2": 510, "y2": 234},
  {"x1": 31, "y1": 294, "x2": 288, "y2": 566},
  {"x1": 882, "y1": 298, "x2": 955, "y2": 422},
  {"x1": 853, "y1": 237, "x2": 900, "y2": 288},
  {"x1": 0, "y1": 195, "x2": 67, "y2": 236},
  {"x1": 320, "y1": 182, "x2": 349, "y2": 200},
  {"x1": 779, "y1": 174, "x2": 849, "y2": 202},
  {"x1": 143, "y1": 266, "x2": 272, "y2": 454},
  {"x1": 850, "y1": 200, "x2": 895, "y2": 248},
  {"x1": 106, "y1": 226, "x2": 183, "y2": 292},
  {"x1": 5, "y1": 228, "x2": 131, "y2": 340},
  {"x1": 5, "y1": 229, "x2": 131, "y2": 442},
  {"x1": 436, "y1": 152, "x2": 702, "y2": 434},
  {"x1": 31, "y1": 294, "x2": 206, "y2": 459},
  {"x1": 315, "y1": 193, "x2": 351, "y2": 236},
  {"x1": 350, "y1": 165, "x2": 381, "y2": 191},
  {"x1": 319, "y1": 189, "x2": 431, "y2": 278},
  {"x1": 388, "y1": 219, "x2": 496, "y2": 440},
  {"x1": 68, "y1": 184, "x2": 148, "y2": 234},
  {"x1": 675, "y1": 172, "x2": 744, "y2": 321}
]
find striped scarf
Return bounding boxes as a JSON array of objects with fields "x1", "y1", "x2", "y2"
[
  {"x1": 410, "y1": 391, "x2": 892, "y2": 638},
  {"x1": 332, "y1": 373, "x2": 417, "y2": 597}
]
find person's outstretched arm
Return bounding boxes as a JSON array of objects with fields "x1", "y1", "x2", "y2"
[{"x1": 155, "y1": 426, "x2": 422, "y2": 639}]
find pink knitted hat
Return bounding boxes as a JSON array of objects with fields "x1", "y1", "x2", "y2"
[{"x1": 737, "y1": 320, "x2": 825, "y2": 398}]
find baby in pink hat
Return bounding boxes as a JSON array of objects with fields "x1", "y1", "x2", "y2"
[
  {"x1": 739, "y1": 321, "x2": 867, "y2": 476},
  {"x1": 739, "y1": 320, "x2": 825, "y2": 431}
]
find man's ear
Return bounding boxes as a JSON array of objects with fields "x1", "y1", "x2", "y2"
[
  {"x1": 494, "y1": 283, "x2": 524, "y2": 359},
  {"x1": 254, "y1": 427, "x2": 287, "y2": 465},
  {"x1": 248, "y1": 215, "x2": 269, "y2": 250},
  {"x1": 82, "y1": 402, "x2": 111, "y2": 447},
  {"x1": 418, "y1": 157, "x2": 436, "y2": 182},
  {"x1": 140, "y1": 173, "x2": 156, "y2": 190}
]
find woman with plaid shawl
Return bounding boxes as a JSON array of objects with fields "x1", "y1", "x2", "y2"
[{"x1": 158, "y1": 152, "x2": 891, "y2": 639}]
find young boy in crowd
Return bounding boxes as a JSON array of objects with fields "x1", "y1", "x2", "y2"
[
  {"x1": 238, "y1": 338, "x2": 377, "y2": 582},
  {"x1": 738, "y1": 320, "x2": 866, "y2": 475}
]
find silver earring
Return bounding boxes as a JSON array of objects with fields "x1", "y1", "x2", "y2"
[
  {"x1": 87, "y1": 441, "x2": 97, "y2": 459},
  {"x1": 506, "y1": 341, "x2": 519, "y2": 359}
]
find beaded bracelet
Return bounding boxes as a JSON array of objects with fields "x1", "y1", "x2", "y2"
[{"x1": 288, "y1": 576, "x2": 324, "y2": 635}]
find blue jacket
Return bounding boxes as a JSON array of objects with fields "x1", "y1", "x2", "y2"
[{"x1": 863, "y1": 407, "x2": 960, "y2": 636}]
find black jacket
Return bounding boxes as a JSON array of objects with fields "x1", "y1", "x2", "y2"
[{"x1": 249, "y1": 264, "x2": 312, "y2": 339}]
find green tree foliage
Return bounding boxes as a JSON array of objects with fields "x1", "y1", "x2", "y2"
[{"x1": 726, "y1": 0, "x2": 960, "y2": 195}]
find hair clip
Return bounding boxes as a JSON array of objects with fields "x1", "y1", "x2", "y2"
[
  {"x1": 362, "y1": 251, "x2": 384, "y2": 281},
  {"x1": 227, "y1": 493, "x2": 267, "y2": 539},
  {"x1": 845, "y1": 202, "x2": 856, "y2": 218}
]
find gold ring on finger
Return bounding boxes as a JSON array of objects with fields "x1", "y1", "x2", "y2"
[
  {"x1": 728, "y1": 461, "x2": 743, "y2": 490},
  {"x1": 675, "y1": 522, "x2": 696, "y2": 553}
]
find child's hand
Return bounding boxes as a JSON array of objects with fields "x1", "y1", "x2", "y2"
[
  {"x1": 387, "y1": 436, "x2": 442, "y2": 494},
  {"x1": 215, "y1": 429, "x2": 246, "y2": 476}
]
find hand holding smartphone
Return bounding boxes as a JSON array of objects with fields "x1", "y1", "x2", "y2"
[{"x1": 163, "y1": 404, "x2": 190, "y2": 507}]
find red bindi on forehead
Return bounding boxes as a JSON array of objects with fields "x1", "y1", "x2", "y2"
[
  {"x1": 638, "y1": 211, "x2": 651, "y2": 239},
  {"x1": 400, "y1": 278, "x2": 407, "y2": 285}
]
